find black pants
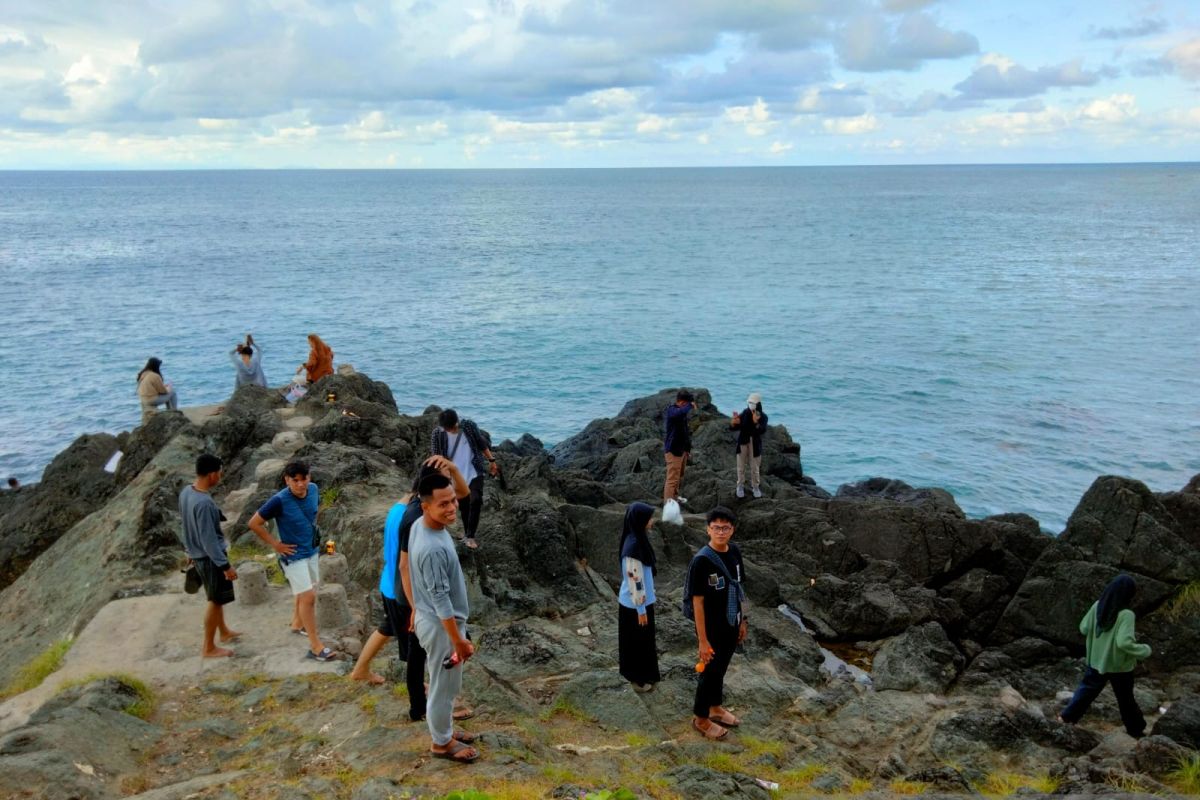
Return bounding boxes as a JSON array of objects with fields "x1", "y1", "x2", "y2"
[
  {"x1": 405, "y1": 632, "x2": 427, "y2": 721},
  {"x1": 693, "y1": 623, "x2": 739, "y2": 719},
  {"x1": 461, "y1": 476, "x2": 484, "y2": 540},
  {"x1": 618, "y1": 603, "x2": 661, "y2": 687},
  {"x1": 1061, "y1": 666, "x2": 1145, "y2": 736}
]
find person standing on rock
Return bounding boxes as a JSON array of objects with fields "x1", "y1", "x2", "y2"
[
  {"x1": 730, "y1": 393, "x2": 767, "y2": 499},
  {"x1": 247, "y1": 459, "x2": 336, "y2": 662},
  {"x1": 1058, "y1": 574, "x2": 1151, "y2": 737},
  {"x1": 430, "y1": 408, "x2": 498, "y2": 550},
  {"x1": 686, "y1": 506, "x2": 747, "y2": 740},
  {"x1": 663, "y1": 390, "x2": 697, "y2": 505},
  {"x1": 409, "y1": 471, "x2": 479, "y2": 763},
  {"x1": 179, "y1": 453, "x2": 241, "y2": 658},
  {"x1": 349, "y1": 456, "x2": 468, "y2": 708},
  {"x1": 137, "y1": 357, "x2": 178, "y2": 423},
  {"x1": 230, "y1": 334, "x2": 267, "y2": 390},
  {"x1": 618, "y1": 502, "x2": 661, "y2": 692},
  {"x1": 302, "y1": 333, "x2": 334, "y2": 384}
]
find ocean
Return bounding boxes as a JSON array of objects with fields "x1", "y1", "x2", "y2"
[{"x1": 1, "y1": 165, "x2": 1197, "y2": 531}]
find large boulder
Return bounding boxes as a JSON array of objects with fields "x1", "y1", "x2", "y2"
[
  {"x1": 835, "y1": 477, "x2": 964, "y2": 518},
  {"x1": 1152, "y1": 695, "x2": 1200, "y2": 750},
  {"x1": 296, "y1": 372, "x2": 397, "y2": 417},
  {"x1": 873, "y1": 622, "x2": 964, "y2": 693},
  {"x1": 0, "y1": 433, "x2": 120, "y2": 590}
]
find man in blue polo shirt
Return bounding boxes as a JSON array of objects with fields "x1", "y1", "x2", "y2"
[{"x1": 248, "y1": 459, "x2": 335, "y2": 661}]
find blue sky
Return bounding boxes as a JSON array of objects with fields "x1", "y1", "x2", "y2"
[{"x1": 1, "y1": 0, "x2": 1197, "y2": 168}]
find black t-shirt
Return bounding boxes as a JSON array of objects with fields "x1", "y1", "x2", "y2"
[{"x1": 685, "y1": 544, "x2": 744, "y2": 630}]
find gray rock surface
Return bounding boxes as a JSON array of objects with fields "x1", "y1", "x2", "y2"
[{"x1": 873, "y1": 622, "x2": 964, "y2": 693}]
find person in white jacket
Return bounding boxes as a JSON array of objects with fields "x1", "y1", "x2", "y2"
[{"x1": 617, "y1": 502, "x2": 660, "y2": 692}]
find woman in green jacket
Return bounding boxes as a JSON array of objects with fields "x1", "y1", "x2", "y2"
[{"x1": 1058, "y1": 574, "x2": 1151, "y2": 737}]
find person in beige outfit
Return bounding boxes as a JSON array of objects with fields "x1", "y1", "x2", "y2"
[{"x1": 137, "y1": 357, "x2": 178, "y2": 423}]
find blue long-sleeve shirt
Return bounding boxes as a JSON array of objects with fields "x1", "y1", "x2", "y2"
[
  {"x1": 230, "y1": 346, "x2": 267, "y2": 389},
  {"x1": 618, "y1": 557, "x2": 657, "y2": 615},
  {"x1": 663, "y1": 403, "x2": 693, "y2": 456}
]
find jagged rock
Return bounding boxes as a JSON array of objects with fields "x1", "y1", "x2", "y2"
[
  {"x1": 0, "y1": 432, "x2": 120, "y2": 589},
  {"x1": 790, "y1": 572, "x2": 954, "y2": 641},
  {"x1": 959, "y1": 638, "x2": 1080, "y2": 699},
  {"x1": 296, "y1": 373, "x2": 397, "y2": 416},
  {"x1": 553, "y1": 670, "x2": 665, "y2": 735},
  {"x1": 1134, "y1": 734, "x2": 1193, "y2": 778},
  {"x1": 1152, "y1": 695, "x2": 1200, "y2": 750},
  {"x1": 872, "y1": 622, "x2": 964, "y2": 693},
  {"x1": 835, "y1": 477, "x2": 965, "y2": 518},
  {"x1": 0, "y1": 677, "x2": 161, "y2": 800},
  {"x1": 116, "y1": 412, "x2": 193, "y2": 485},
  {"x1": 497, "y1": 433, "x2": 545, "y2": 458},
  {"x1": 661, "y1": 763, "x2": 771, "y2": 800}
]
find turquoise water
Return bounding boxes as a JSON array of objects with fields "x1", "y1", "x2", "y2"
[{"x1": 1, "y1": 166, "x2": 1197, "y2": 530}]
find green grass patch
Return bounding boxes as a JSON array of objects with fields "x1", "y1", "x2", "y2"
[
  {"x1": 1169, "y1": 752, "x2": 1200, "y2": 795},
  {"x1": 739, "y1": 733, "x2": 786, "y2": 759},
  {"x1": 888, "y1": 779, "x2": 931, "y2": 795},
  {"x1": 540, "y1": 696, "x2": 593, "y2": 723},
  {"x1": 0, "y1": 637, "x2": 73, "y2": 698},
  {"x1": 624, "y1": 731, "x2": 653, "y2": 747},
  {"x1": 319, "y1": 486, "x2": 341, "y2": 509},
  {"x1": 1164, "y1": 581, "x2": 1200, "y2": 623},
  {"x1": 391, "y1": 682, "x2": 409, "y2": 699},
  {"x1": 57, "y1": 672, "x2": 155, "y2": 720}
]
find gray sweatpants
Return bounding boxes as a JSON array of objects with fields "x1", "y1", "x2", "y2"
[{"x1": 414, "y1": 613, "x2": 465, "y2": 746}]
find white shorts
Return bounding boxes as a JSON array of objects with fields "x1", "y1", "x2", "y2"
[{"x1": 281, "y1": 554, "x2": 320, "y2": 595}]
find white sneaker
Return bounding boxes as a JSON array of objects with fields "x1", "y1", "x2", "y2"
[
  {"x1": 752, "y1": 487, "x2": 763, "y2": 499},
  {"x1": 736, "y1": 485, "x2": 745, "y2": 498}
]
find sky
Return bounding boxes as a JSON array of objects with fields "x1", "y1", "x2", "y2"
[{"x1": 0, "y1": 0, "x2": 1198, "y2": 168}]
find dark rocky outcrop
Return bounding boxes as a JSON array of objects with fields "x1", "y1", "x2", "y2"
[
  {"x1": 0, "y1": 432, "x2": 120, "y2": 590},
  {"x1": 872, "y1": 622, "x2": 964, "y2": 693},
  {"x1": 1152, "y1": 695, "x2": 1200, "y2": 750}
]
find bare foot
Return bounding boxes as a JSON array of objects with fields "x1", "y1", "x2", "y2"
[
  {"x1": 202, "y1": 647, "x2": 235, "y2": 658},
  {"x1": 220, "y1": 631, "x2": 243, "y2": 643},
  {"x1": 352, "y1": 672, "x2": 386, "y2": 686}
]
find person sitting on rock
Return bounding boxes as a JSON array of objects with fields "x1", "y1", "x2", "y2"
[
  {"x1": 230, "y1": 333, "x2": 267, "y2": 390},
  {"x1": 136, "y1": 357, "x2": 178, "y2": 423},
  {"x1": 730, "y1": 392, "x2": 768, "y2": 499},
  {"x1": 408, "y1": 472, "x2": 479, "y2": 763},
  {"x1": 618, "y1": 502, "x2": 661, "y2": 693},
  {"x1": 430, "y1": 408, "x2": 498, "y2": 550},
  {"x1": 1058, "y1": 574, "x2": 1151, "y2": 737},
  {"x1": 302, "y1": 333, "x2": 334, "y2": 384},
  {"x1": 350, "y1": 456, "x2": 469, "y2": 714},
  {"x1": 663, "y1": 390, "x2": 696, "y2": 505},
  {"x1": 179, "y1": 453, "x2": 241, "y2": 658},
  {"x1": 686, "y1": 505, "x2": 748, "y2": 740},
  {"x1": 247, "y1": 459, "x2": 336, "y2": 662}
]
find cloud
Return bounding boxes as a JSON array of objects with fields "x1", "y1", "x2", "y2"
[
  {"x1": 0, "y1": 33, "x2": 50, "y2": 57},
  {"x1": 956, "y1": 93, "x2": 1140, "y2": 138},
  {"x1": 952, "y1": 54, "x2": 1113, "y2": 102},
  {"x1": 836, "y1": 11, "x2": 978, "y2": 72},
  {"x1": 1165, "y1": 37, "x2": 1200, "y2": 81},
  {"x1": 768, "y1": 140, "x2": 793, "y2": 154},
  {"x1": 724, "y1": 97, "x2": 772, "y2": 136},
  {"x1": 1086, "y1": 18, "x2": 1168, "y2": 41},
  {"x1": 795, "y1": 84, "x2": 869, "y2": 117},
  {"x1": 822, "y1": 113, "x2": 878, "y2": 134}
]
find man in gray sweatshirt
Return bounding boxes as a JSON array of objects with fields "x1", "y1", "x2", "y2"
[
  {"x1": 179, "y1": 453, "x2": 241, "y2": 658},
  {"x1": 408, "y1": 472, "x2": 478, "y2": 763}
]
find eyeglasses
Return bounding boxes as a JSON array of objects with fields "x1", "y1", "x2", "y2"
[{"x1": 708, "y1": 524, "x2": 734, "y2": 533}]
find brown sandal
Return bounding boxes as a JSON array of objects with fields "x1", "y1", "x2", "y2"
[
  {"x1": 452, "y1": 729, "x2": 476, "y2": 744},
  {"x1": 711, "y1": 710, "x2": 741, "y2": 727},
  {"x1": 431, "y1": 740, "x2": 478, "y2": 763},
  {"x1": 693, "y1": 718, "x2": 729, "y2": 740}
]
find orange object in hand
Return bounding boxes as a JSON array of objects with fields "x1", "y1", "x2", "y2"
[{"x1": 695, "y1": 662, "x2": 706, "y2": 674}]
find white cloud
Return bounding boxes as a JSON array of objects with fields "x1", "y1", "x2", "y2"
[
  {"x1": 822, "y1": 114, "x2": 878, "y2": 134},
  {"x1": 768, "y1": 140, "x2": 793, "y2": 154},
  {"x1": 724, "y1": 97, "x2": 772, "y2": 135},
  {"x1": 952, "y1": 54, "x2": 1113, "y2": 102},
  {"x1": 1079, "y1": 94, "x2": 1138, "y2": 123},
  {"x1": 1165, "y1": 37, "x2": 1200, "y2": 81},
  {"x1": 836, "y1": 11, "x2": 977, "y2": 72}
]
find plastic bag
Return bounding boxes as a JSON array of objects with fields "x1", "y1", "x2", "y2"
[{"x1": 662, "y1": 499, "x2": 684, "y2": 525}]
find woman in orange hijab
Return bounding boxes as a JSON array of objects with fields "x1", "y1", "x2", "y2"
[{"x1": 302, "y1": 334, "x2": 334, "y2": 384}]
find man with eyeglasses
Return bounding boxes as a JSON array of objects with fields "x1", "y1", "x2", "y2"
[
  {"x1": 248, "y1": 459, "x2": 337, "y2": 661},
  {"x1": 685, "y1": 506, "x2": 748, "y2": 740}
]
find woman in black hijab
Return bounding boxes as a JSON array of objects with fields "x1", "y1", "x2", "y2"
[
  {"x1": 1059, "y1": 574, "x2": 1152, "y2": 737},
  {"x1": 617, "y1": 502, "x2": 661, "y2": 692}
]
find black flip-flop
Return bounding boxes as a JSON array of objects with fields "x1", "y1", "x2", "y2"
[{"x1": 431, "y1": 740, "x2": 478, "y2": 763}]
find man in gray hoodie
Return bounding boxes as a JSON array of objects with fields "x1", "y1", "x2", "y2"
[
  {"x1": 408, "y1": 472, "x2": 478, "y2": 763},
  {"x1": 179, "y1": 453, "x2": 241, "y2": 658}
]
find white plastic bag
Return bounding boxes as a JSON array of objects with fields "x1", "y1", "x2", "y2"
[{"x1": 661, "y1": 499, "x2": 684, "y2": 526}]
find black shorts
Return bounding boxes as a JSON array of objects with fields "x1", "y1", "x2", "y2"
[
  {"x1": 194, "y1": 557, "x2": 235, "y2": 606},
  {"x1": 378, "y1": 594, "x2": 412, "y2": 646}
]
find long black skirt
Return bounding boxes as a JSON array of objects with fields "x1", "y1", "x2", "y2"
[{"x1": 618, "y1": 602, "x2": 661, "y2": 686}]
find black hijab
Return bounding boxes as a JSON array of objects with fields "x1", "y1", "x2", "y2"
[
  {"x1": 619, "y1": 502, "x2": 657, "y2": 575},
  {"x1": 1096, "y1": 574, "x2": 1137, "y2": 633}
]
